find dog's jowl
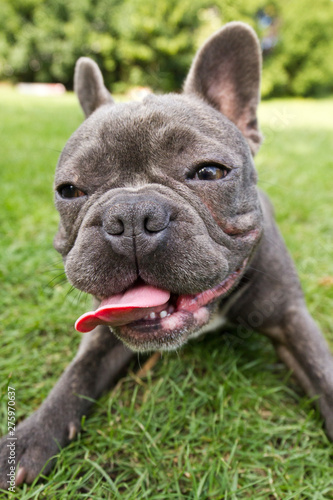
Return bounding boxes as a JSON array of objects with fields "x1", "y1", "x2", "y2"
[{"x1": 1, "y1": 22, "x2": 333, "y2": 486}]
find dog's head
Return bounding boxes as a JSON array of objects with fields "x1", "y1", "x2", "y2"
[{"x1": 54, "y1": 22, "x2": 263, "y2": 351}]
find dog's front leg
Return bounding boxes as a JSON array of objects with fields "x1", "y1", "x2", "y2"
[
  {"x1": 264, "y1": 304, "x2": 333, "y2": 440},
  {"x1": 0, "y1": 326, "x2": 133, "y2": 486},
  {"x1": 227, "y1": 209, "x2": 333, "y2": 441}
]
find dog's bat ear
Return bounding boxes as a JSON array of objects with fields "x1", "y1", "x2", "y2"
[
  {"x1": 184, "y1": 22, "x2": 262, "y2": 155},
  {"x1": 74, "y1": 57, "x2": 114, "y2": 118}
]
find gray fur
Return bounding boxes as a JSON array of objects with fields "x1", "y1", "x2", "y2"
[
  {"x1": 0, "y1": 22, "x2": 332, "y2": 487},
  {"x1": 74, "y1": 57, "x2": 114, "y2": 117}
]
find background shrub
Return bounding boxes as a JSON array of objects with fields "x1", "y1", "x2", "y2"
[{"x1": 1, "y1": 0, "x2": 333, "y2": 97}]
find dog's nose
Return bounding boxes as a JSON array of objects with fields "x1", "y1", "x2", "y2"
[
  {"x1": 103, "y1": 194, "x2": 172, "y2": 256},
  {"x1": 104, "y1": 197, "x2": 170, "y2": 236}
]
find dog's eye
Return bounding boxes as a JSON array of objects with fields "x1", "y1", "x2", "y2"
[
  {"x1": 57, "y1": 184, "x2": 86, "y2": 199},
  {"x1": 193, "y1": 165, "x2": 230, "y2": 181}
]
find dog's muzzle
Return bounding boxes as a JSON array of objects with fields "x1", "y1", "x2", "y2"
[{"x1": 102, "y1": 193, "x2": 173, "y2": 257}]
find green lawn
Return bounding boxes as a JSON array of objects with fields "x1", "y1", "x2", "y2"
[{"x1": 0, "y1": 88, "x2": 332, "y2": 499}]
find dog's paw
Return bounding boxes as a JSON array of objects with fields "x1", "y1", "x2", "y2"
[{"x1": 0, "y1": 411, "x2": 80, "y2": 488}]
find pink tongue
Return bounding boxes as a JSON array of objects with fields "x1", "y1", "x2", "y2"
[{"x1": 75, "y1": 284, "x2": 170, "y2": 333}]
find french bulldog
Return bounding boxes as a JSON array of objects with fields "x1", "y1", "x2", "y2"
[{"x1": 1, "y1": 21, "x2": 333, "y2": 487}]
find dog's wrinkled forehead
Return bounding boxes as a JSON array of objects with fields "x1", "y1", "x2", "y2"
[
  {"x1": 57, "y1": 21, "x2": 263, "y2": 188},
  {"x1": 56, "y1": 93, "x2": 251, "y2": 188}
]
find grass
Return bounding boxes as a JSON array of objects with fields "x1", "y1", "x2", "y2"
[{"x1": 0, "y1": 87, "x2": 332, "y2": 499}]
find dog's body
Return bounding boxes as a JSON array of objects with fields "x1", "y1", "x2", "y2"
[{"x1": 1, "y1": 22, "x2": 333, "y2": 486}]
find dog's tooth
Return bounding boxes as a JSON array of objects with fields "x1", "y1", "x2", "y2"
[
  {"x1": 168, "y1": 305, "x2": 175, "y2": 314},
  {"x1": 149, "y1": 312, "x2": 156, "y2": 320},
  {"x1": 159, "y1": 310, "x2": 168, "y2": 318}
]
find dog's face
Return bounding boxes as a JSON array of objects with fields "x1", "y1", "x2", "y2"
[{"x1": 54, "y1": 22, "x2": 263, "y2": 351}]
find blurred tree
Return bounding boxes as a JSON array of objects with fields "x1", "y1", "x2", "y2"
[
  {"x1": 99, "y1": 0, "x2": 210, "y2": 92},
  {"x1": 262, "y1": 0, "x2": 333, "y2": 96},
  {"x1": 0, "y1": 0, "x2": 332, "y2": 97},
  {"x1": 0, "y1": 0, "x2": 209, "y2": 90}
]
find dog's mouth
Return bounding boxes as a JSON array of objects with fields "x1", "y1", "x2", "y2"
[{"x1": 75, "y1": 259, "x2": 248, "y2": 349}]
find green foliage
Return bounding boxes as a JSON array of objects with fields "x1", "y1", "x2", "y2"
[
  {"x1": 262, "y1": 0, "x2": 333, "y2": 97},
  {"x1": 0, "y1": 0, "x2": 209, "y2": 91},
  {"x1": 0, "y1": 0, "x2": 333, "y2": 96}
]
